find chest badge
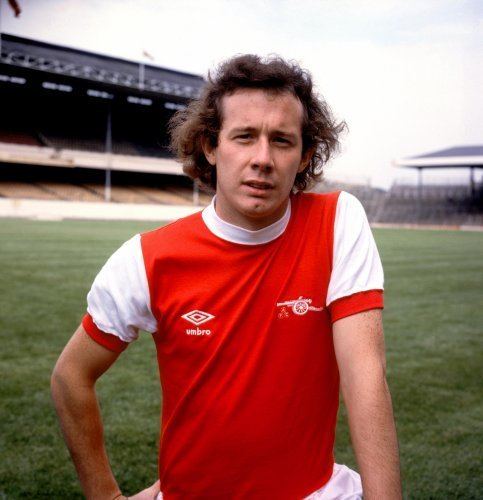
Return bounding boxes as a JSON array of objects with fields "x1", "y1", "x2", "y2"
[
  {"x1": 276, "y1": 296, "x2": 324, "y2": 318},
  {"x1": 181, "y1": 310, "x2": 215, "y2": 336}
]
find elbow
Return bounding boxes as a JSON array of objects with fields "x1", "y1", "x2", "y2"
[
  {"x1": 51, "y1": 357, "x2": 96, "y2": 404},
  {"x1": 50, "y1": 361, "x2": 68, "y2": 404},
  {"x1": 50, "y1": 358, "x2": 80, "y2": 402},
  {"x1": 51, "y1": 359, "x2": 61, "y2": 386},
  {"x1": 376, "y1": 358, "x2": 388, "y2": 383},
  {"x1": 370, "y1": 361, "x2": 389, "y2": 391}
]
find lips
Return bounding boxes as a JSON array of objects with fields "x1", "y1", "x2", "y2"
[{"x1": 243, "y1": 180, "x2": 273, "y2": 190}]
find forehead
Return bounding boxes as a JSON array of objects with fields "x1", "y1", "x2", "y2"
[{"x1": 219, "y1": 88, "x2": 304, "y2": 132}]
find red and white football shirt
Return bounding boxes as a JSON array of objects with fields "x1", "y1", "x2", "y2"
[{"x1": 83, "y1": 191, "x2": 383, "y2": 499}]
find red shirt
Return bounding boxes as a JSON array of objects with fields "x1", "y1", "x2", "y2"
[{"x1": 84, "y1": 192, "x2": 383, "y2": 498}]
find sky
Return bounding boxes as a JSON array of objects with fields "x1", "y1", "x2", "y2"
[{"x1": 1, "y1": 0, "x2": 482, "y2": 188}]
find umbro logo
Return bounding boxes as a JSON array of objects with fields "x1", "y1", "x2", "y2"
[
  {"x1": 181, "y1": 310, "x2": 215, "y2": 326},
  {"x1": 181, "y1": 310, "x2": 215, "y2": 335}
]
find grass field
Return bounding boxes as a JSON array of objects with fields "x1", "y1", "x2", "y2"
[{"x1": 0, "y1": 218, "x2": 482, "y2": 499}]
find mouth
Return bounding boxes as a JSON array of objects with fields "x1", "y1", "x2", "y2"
[
  {"x1": 243, "y1": 180, "x2": 274, "y2": 191},
  {"x1": 242, "y1": 180, "x2": 274, "y2": 197}
]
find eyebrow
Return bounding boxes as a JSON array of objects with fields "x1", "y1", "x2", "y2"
[
  {"x1": 229, "y1": 127, "x2": 257, "y2": 135},
  {"x1": 272, "y1": 130, "x2": 298, "y2": 140},
  {"x1": 229, "y1": 127, "x2": 298, "y2": 140}
]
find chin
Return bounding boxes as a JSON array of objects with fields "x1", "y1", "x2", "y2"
[
  {"x1": 242, "y1": 198, "x2": 274, "y2": 215},
  {"x1": 245, "y1": 203, "x2": 285, "y2": 225}
]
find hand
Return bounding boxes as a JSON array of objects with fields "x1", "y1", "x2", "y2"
[{"x1": 126, "y1": 480, "x2": 161, "y2": 500}]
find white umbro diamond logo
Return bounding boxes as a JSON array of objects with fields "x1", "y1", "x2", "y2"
[{"x1": 181, "y1": 310, "x2": 215, "y2": 326}]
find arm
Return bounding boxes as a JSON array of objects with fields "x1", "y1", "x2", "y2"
[
  {"x1": 51, "y1": 324, "x2": 123, "y2": 500},
  {"x1": 54, "y1": 235, "x2": 159, "y2": 498},
  {"x1": 51, "y1": 325, "x2": 161, "y2": 500},
  {"x1": 333, "y1": 309, "x2": 402, "y2": 500}
]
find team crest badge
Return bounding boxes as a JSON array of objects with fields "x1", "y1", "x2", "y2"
[{"x1": 276, "y1": 296, "x2": 324, "y2": 319}]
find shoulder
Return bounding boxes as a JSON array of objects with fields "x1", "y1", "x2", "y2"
[
  {"x1": 291, "y1": 191, "x2": 342, "y2": 223},
  {"x1": 140, "y1": 209, "x2": 209, "y2": 269},
  {"x1": 97, "y1": 233, "x2": 143, "y2": 271},
  {"x1": 295, "y1": 190, "x2": 364, "y2": 208},
  {"x1": 336, "y1": 191, "x2": 366, "y2": 216},
  {"x1": 294, "y1": 190, "x2": 368, "y2": 228},
  {"x1": 291, "y1": 190, "x2": 367, "y2": 228},
  {"x1": 86, "y1": 232, "x2": 158, "y2": 343},
  {"x1": 333, "y1": 191, "x2": 373, "y2": 245},
  {"x1": 327, "y1": 190, "x2": 384, "y2": 315},
  {"x1": 293, "y1": 190, "x2": 367, "y2": 214},
  {"x1": 90, "y1": 233, "x2": 146, "y2": 297},
  {"x1": 141, "y1": 210, "x2": 204, "y2": 245},
  {"x1": 294, "y1": 191, "x2": 342, "y2": 206}
]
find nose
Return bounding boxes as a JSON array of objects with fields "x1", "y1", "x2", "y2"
[{"x1": 251, "y1": 137, "x2": 274, "y2": 172}]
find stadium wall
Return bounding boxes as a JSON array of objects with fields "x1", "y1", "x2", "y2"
[
  {"x1": 2, "y1": 198, "x2": 482, "y2": 231},
  {"x1": 0, "y1": 198, "x2": 200, "y2": 221},
  {"x1": 372, "y1": 222, "x2": 483, "y2": 232}
]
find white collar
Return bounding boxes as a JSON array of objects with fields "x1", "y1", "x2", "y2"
[{"x1": 201, "y1": 196, "x2": 291, "y2": 245}]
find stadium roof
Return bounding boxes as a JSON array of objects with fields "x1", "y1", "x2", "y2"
[
  {"x1": 394, "y1": 145, "x2": 483, "y2": 169},
  {"x1": 0, "y1": 33, "x2": 204, "y2": 99}
]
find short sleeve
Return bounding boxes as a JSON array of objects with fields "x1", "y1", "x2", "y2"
[
  {"x1": 84, "y1": 234, "x2": 157, "y2": 350},
  {"x1": 327, "y1": 192, "x2": 384, "y2": 322}
]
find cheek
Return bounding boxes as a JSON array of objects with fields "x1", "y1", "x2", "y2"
[
  {"x1": 215, "y1": 161, "x2": 237, "y2": 188},
  {"x1": 217, "y1": 148, "x2": 245, "y2": 174},
  {"x1": 215, "y1": 146, "x2": 235, "y2": 167}
]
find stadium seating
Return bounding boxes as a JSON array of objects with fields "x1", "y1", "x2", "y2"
[
  {"x1": 376, "y1": 185, "x2": 482, "y2": 225},
  {"x1": 0, "y1": 179, "x2": 212, "y2": 207},
  {"x1": 316, "y1": 181, "x2": 483, "y2": 226},
  {"x1": 0, "y1": 129, "x2": 43, "y2": 147},
  {"x1": 0, "y1": 83, "x2": 479, "y2": 224},
  {"x1": 1, "y1": 174, "x2": 480, "y2": 224},
  {"x1": 0, "y1": 182, "x2": 59, "y2": 201},
  {"x1": 40, "y1": 182, "x2": 104, "y2": 202}
]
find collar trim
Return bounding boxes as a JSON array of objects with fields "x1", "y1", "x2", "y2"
[{"x1": 201, "y1": 196, "x2": 291, "y2": 245}]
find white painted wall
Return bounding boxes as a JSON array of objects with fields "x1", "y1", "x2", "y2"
[{"x1": 0, "y1": 198, "x2": 201, "y2": 221}]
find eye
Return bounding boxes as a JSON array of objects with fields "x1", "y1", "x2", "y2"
[
  {"x1": 234, "y1": 133, "x2": 252, "y2": 142},
  {"x1": 273, "y1": 137, "x2": 290, "y2": 145}
]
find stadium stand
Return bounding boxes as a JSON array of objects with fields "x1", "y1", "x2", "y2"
[
  {"x1": 316, "y1": 181, "x2": 483, "y2": 226},
  {"x1": 40, "y1": 182, "x2": 104, "y2": 202},
  {"x1": 0, "y1": 129, "x2": 43, "y2": 146},
  {"x1": 315, "y1": 182, "x2": 387, "y2": 222},
  {"x1": 1, "y1": 34, "x2": 481, "y2": 225},
  {"x1": 387, "y1": 146, "x2": 483, "y2": 225},
  {"x1": 378, "y1": 184, "x2": 482, "y2": 226},
  {"x1": 0, "y1": 163, "x2": 204, "y2": 205},
  {"x1": 0, "y1": 34, "x2": 208, "y2": 213},
  {"x1": 0, "y1": 181, "x2": 59, "y2": 200}
]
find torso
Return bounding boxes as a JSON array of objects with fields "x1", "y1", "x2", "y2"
[{"x1": 141, "y1": 192, "x2": 341, "y2": 499}]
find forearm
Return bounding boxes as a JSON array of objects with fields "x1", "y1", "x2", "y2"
[
  {"x1": 51, "y1": 372, "x2": 121, "y2": 500},
  {"x1": 343, "y1": 371, "x2": 401, "y2": 500}
]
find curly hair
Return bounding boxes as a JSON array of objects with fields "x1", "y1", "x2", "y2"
[{"x1": 169, "y1": 54, "x2": 345, "y2": 191}]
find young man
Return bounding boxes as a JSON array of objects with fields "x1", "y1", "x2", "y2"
[{"x1": 52, "y1": 55, "x2": 402, "y2": 499}]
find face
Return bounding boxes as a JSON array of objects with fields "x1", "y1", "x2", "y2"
[{"x1": 203, "y1": 88, "x2": 311, "y2": 230}]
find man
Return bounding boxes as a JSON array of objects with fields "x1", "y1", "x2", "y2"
[{"x1": 51, "y1": 55, "x2": 402, "y2": 499}]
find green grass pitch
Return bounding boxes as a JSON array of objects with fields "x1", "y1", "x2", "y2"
[{"x1": 0, "y1": 218, "x2": 482, "y2": 499}]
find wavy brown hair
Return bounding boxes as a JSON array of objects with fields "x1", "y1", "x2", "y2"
[{"x1": 169, "y1": 54, "x2": 345, "y2": 191}]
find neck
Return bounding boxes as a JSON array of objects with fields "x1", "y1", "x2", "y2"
[
  {"x1": 201, "y1": 196, "x2": 292, "y2": 245},
  {"x1": 214, "y1": 199, "x2": 290, "y2": 231}
]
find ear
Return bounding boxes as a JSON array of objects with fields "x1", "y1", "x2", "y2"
[
  {"x1": 201, "y1": 136, "x2": 217, "y2": 166},
  {"x1": 297, "y1": 147, "x2": 315, "y2": 173}
]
